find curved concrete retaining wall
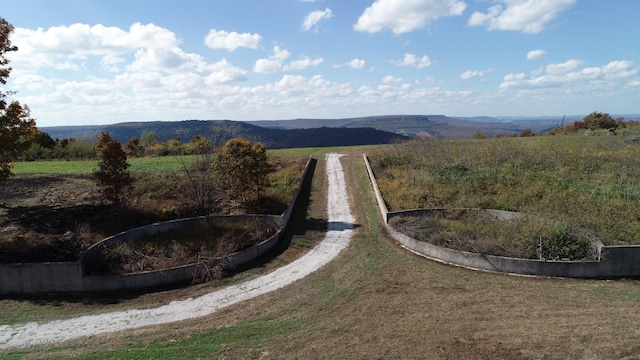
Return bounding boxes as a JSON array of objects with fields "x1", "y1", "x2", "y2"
[
  {"x1": 0, "y1": 262, "x2": 83, "y2": 293},
  {"x1": 363, "y1": 154, "x2": 640, "y2": 278},
  {"x1": 81, "y1": 214, "x2": 283, "y2": 276},
  {"x1": 0, "y1": 156, "x2": 315, "y2": 294}
]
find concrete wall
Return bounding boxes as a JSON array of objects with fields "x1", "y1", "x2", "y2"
[
  {"x1": 0, "y1": 262, "x2": 83, "y2": 293},
  {"x1": 81, "y1": 214, "x2": 283, "y2": 275},
  {"x1": 363, "y1": 154, "x2": 640, "y2": 278},
  {"x1": 1, "y1": 156, "x2": 315, "y2": 294}
]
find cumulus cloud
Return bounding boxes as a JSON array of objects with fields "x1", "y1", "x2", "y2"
[
  {"x1": 393, "y1": 53, "x2": 431, "y2": 68},
  {"x1": 354, "y1": 0, "x2": 466, "y2": 34},
  {"x1": 527, "y1": 49, "x2": 547, "y2": 60},
  {"x1": 302, "y1": 8, "x2": 333, "y2": 32},
  {"x1": 348, "y1": 58, "x2": 366, "y2": 69},
  {"x1": 205, "y1": 59, "x2": 248, "y2": 84},
  {"x1": 253, "y1": 46, "x2": 291, "y2": 74},
  {"x1": 460, "y1": 68, "x2": 491, "y2": 80},
  {"x1": 382, "y1": 75, "x2": 402, "y2": 84},
  {"x1": 468, "y1": 0, "x2": 577, "y2": 33},
  {"x1": 12, "y1": 23, "x2": 180, "y2": 71},
  {"x1": 333, "y1": 58, "x2": 367, "y2": 69},
  {"x1": 283, "y1": 56, "x2": 324, "y2": 71},
  {"x1": 500, "y1": 59, "x2": 638, "y2": 89},
  {"x1": 545, "y1": 59, "x2": 584, "y2": 75},
  {"x1": 254, "y1": 47, "x2": 323, "y2": 73},
  {"x1": 204, "y1": 29, "x2": 262, "y2": 51}
]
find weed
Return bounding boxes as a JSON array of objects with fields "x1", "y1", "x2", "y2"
[
  {"x1": 373, "y1": 132, "x2": 640, "y2": 246},
  {"x1": 94, "y1": 219, "x2": 277, "y2": 276}
]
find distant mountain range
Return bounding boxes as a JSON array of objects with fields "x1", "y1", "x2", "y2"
[
  {"x1": 40, "y1": 119, "x2": 409, "y2": 149},
  {"x1": 245, "y1": 114, "x2": 562, "y2": 138},
  {"x1": 41, "y1": 114, "x2": 640, "y2": 148}
]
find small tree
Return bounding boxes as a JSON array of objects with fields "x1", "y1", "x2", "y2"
[
  {"x1": 94, "y1": 132, "x2": 134, "y2": 204},
  {"x1": 179, "y1": 136, "x2": 218, "y2": 214},
  {"x1": 582, "y1": 111, "x2": 617, "y2": 130},
  {"x1": 1, "y1": 17, "x2": 37, "y2": 182},
  {"x1": 217, "y1": 138, "x2": 275, "y2": 202},
  {"x1": 122, "y1": 136, "x2": 143, "y2": 157}
]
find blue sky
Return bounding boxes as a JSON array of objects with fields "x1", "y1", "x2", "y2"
[{"x1": 1, "y1": 0, "x2": 639, "y2": 126}]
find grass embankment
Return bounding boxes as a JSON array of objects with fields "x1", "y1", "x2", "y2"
[
  {"x1": 3, "y1": 150, "x2": 640, "y2": 359},
  {"x1": 372, "y1": 129, "x2": 640, "y2": 252}
]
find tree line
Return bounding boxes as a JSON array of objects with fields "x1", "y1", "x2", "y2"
[{"x1": 17, "y1": 130, "x2": 218, "y2": 161}]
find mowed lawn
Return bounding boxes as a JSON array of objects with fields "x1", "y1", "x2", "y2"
[{"x1": 2, "y1": 148, "x2": 640, "y2": 359}]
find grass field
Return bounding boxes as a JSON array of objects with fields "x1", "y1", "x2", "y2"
[
  {"x1": 9, "y1": 146, "x2": 370, "y2": 175},
  {"x1": 3, "y1": 148, "x2": 640, "y2": 359},
  {"x1": 372, "y1": 129, "x2": 640, "y2": 249}
]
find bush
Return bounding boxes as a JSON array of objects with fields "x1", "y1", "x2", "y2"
[{"x1": 94, "y1": 132, "x2": 134, "y2": 204}]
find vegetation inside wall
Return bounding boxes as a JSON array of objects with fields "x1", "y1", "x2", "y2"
[
  {"x1": 92, "y1": 219, "x2": 278, "y2": 277},
  {"x1": 372, "y1": 122, "x2": 640, "y2": 259},
  {"x1": 0, "y1": 154, "x2": 306, "y2": 266}
]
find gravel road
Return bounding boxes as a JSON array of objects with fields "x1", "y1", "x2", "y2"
[{"x1": 0, "y1": 153, "x2": 354, "y2": 350}]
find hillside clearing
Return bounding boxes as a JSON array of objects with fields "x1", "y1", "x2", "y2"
[{"x1": 1, "y1": 149, "x2": 640, "y2": 359}]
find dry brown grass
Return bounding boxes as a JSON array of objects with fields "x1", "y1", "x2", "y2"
[{"x1": 3, "y1": 150, "x2": 640, "y2": 359}]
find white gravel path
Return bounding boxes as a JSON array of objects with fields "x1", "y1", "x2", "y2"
[{"x1": 0, "y1": 153, "x2": 354, "y2": 350}]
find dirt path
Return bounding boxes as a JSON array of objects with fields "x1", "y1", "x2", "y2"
[{"x1": 0, "y1": 153, "x2": 354, "y2": 350}]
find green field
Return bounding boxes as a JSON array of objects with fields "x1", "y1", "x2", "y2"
[{"x1": 9, "y1": 146, "x2": 372, "y2": 175}]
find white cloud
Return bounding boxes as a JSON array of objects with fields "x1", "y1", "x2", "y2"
[
  {"x1": 253, "y1": 46, "x2": 291, "y2": 74},
  {"x1": 527, "y1": 49, "x2": 547, "y2": 60},
  {"x1": 204, "y1": 29, "x2": 261, "y2": 51},
  {"x1": 354, "y1": 0, "x2": 466, "y2": 34},
  {"x1": 348, "y1": 58, "x2": 366, "y2": 69},
  {"x1": 382, "y1": 75, "x2": 402, "y2": 84},
  {"x1": 283, "y1": 56, "x2": 324, "y2": 71},
  {"x1": 500, "y1": 59, "x2": 638, "y2": 89},
  {"x1": 393, "y1": 53, "x2": 431, "y2": 68},
  {"x1": 12, "y1": 23, "x2": 180, "y2": 71},
  {"x1": 127, "y1": 46, "x2": 211, "y2": 73},
  {"x1": 333, "y1": 58, "x2": 366, "y2": 69},
  {"x1": 460, "y1": 69, "x2": 491, "y2": 80},
  {"x1": 205, "y1": 59, "x2": 248, "y2": 84},
  {"x1": 254, "y1": 47, "x2": 322, "y2": 73},
  {"x1": 546, "y1": 59, "x2": 584, "y2": 75},
  {"x1": 100, "y1": 54, "x2": 127, "y2": 72},
  {"x1": 302, "y1": 8, "x2": 334, "y2": 32},
  {"x1": 468, "y1": 0, "x2": 577, "y2": 33}
]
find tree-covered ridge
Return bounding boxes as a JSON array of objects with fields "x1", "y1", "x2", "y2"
[{"x1": 40, "y1": 120, "x2": 410, "y2": 149}]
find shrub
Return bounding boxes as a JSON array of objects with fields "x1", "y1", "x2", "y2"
[{"x1": 94, "y1": 132, "x2": 135, "y2": 204}]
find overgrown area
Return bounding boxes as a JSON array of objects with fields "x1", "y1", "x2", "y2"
[
  {"x1": 390, "y1": 212, "x2": 599, "y2": 260},
  {"x1": 92, "y1": 219, "x2": 277, "y2": 276},
  {"x1": 372, "y1": 121, "x2": 640, "y2": 259},
  {"x1": 0, "y1": 154, "x2": 306, "y2": 266}
]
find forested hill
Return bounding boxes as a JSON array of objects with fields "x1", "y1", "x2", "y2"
[
  {"x1": 41, "y1": 120, "x2": 409, "y2": 148},
  {"x1": 246, "y1": 114, "x2": 561, "y2": 139}
]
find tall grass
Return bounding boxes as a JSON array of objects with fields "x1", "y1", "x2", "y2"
[{"x1": 372, "y1": 127, "x2": 640, "y2": 246}]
